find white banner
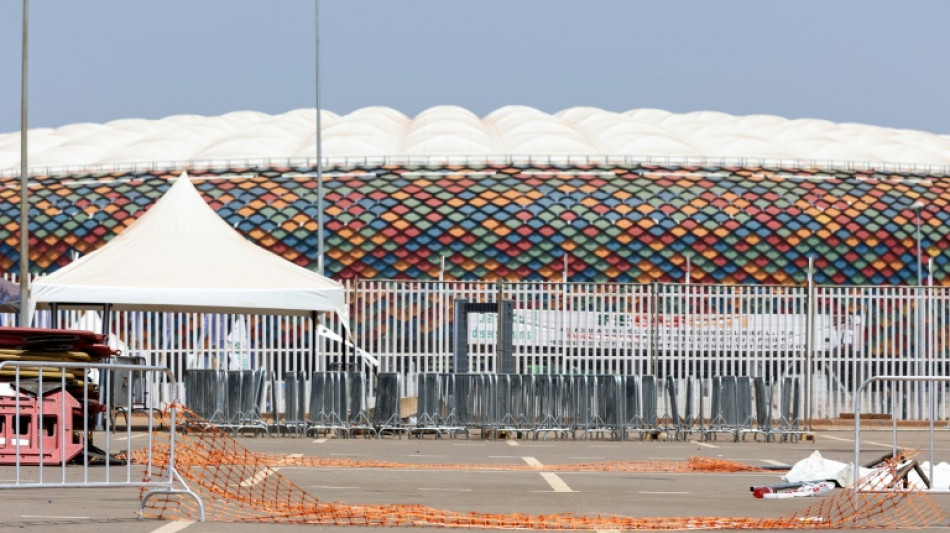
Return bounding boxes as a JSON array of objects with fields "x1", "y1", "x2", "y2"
[{"x1": 469, "y1": 310, "x2": 863, "y2": 351}]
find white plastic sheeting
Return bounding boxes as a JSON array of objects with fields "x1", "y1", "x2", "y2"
[
  {"x1": 783, "y1": 450, "x2": 950, "y2": 490},
  {"x1": 783, "y1": 450, "x2": 869, "y2": 488},
  {"x1": 30, "y1": 172, "x2": 347, "y2": 321},
  {"x1": 4, "y1": 106, "x2": 950, "y2": 170}
]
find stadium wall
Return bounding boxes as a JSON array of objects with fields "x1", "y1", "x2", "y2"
[{"x1": 0, "y1": 161, "x2": 947, "y2": 286}]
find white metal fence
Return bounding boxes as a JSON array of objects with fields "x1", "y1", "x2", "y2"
[{"x1": 2, "y1": 277, "x2": 948, "y2": 421}]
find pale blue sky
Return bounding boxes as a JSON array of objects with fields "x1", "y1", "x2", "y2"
[{"x1": 1, "y1": 1, "x2": 948, "y2": 134}]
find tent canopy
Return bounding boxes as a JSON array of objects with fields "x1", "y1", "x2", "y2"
[{"x1": 30, "y1": 173, "x2": 347, "y2": 321}]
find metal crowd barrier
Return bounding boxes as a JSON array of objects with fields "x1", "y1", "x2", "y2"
[
  {"x1": 663, "y1": 376, "x2": 701, "y2": 441},
  {"x1": 399, "y1": 373, "x2": 675, "y2": 441},
  {"x1": 410, "y1": 373, "x2": 466, "y2": 438},
  {"x1": 0, "y1": 360, "x2": 205, "y2": 521},
  {"x1": 302, "y1": 371, "x2": 377, "y2": 438},
  {"x1": 108, "y1": 356, "x2": 160, "y2": 430},
  {"x1": 700, "y1": 375, "x2": 804, "y2": 442},
  {"x1": 183, "y1": 369, "x2": 269, "y2": 436},
  {"x1": 279, "y1": 371, "x2": 308, "y2": 436},
  {"x1": 182, "y1": 369, "x2": 805, "y2": 443},
  {"x1": 372, "y1": 372, "x2": 410, "y2": 437},
  {"x1": 772, "y1": 376, "x2": 811, "y2": 441}
]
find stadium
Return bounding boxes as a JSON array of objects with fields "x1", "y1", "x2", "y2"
[
  {"x1": 0, "y1": 105, "x2": 948, "y2": 285},
  {"x1": 2, "y1": 106, "x2": 950, "y2": 527},
  {"x1": 0, "y1": 105, "x2": 948, "y2": 426}
]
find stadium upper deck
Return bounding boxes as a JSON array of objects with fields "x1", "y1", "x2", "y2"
[{"x1": 0, "y1": 106, "x2": 947, "y2": 285}]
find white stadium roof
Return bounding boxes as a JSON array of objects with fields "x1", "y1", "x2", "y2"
[{"x1": 3, "y1": 105, "x2": 950, "y2": 172}]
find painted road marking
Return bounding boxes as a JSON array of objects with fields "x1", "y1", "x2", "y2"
[
  {"x1": 20, "y1": 514, "x2": 89, "y2": 520},
  {"x1": 761, "y1": 459, "x2": 786, "y2": 466},
  {"x1": 312, "y1": 438, "x2": 327, "y2": 443},
  {"x1": 112, "y1": 433, "x2": 148, "y2": 442},
  {"x1": 240, "y1": 467, "x2": 279, "y2": 487},
  {"x1": 523, "y1": 456, "x2": 575, "y2": 493},
  {"x1": 821, "y1": 435, "x2": 891, "y2": 447},
  {"x1": 694, "y1": 441, "x2": 719, "y2": 449},
  {"x1": 507, "y1": 440, "x2": 520, "y2": 446},
  {"x1": 150, "y1": 520, "x2": 194, "y2": 533}
]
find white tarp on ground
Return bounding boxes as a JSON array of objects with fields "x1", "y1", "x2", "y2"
[
  {"x1": 783, "y1": 450, "x2": 868, "y2": 488},
  {"x1": 29, "y1": 172, "x2": 347, "y2": 322},
  {"x1": 783, "y1": 450, "x2": 950, "y2": 490}
]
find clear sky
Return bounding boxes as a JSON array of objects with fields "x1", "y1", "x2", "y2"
[{"x1": 1, "y1": 1, "x2": 948, "y2": 134}]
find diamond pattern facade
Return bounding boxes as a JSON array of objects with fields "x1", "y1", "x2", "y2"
[{"x1": 1, "y1": 162, "x2": 947, "y2": 285}]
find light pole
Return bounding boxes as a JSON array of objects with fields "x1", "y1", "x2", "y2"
[
  {"x1": 911, "y1": 200, "x2": 924, "y2": 285},
  {"x1": 314, "y1": 0, "x2": 325, "y2": 275},
  {"x1": 909, "y1": 200, "x2": 925, "y2": 418},
  {"x1": 18, "y1": 0, "x2": 30, "y2": 327}
]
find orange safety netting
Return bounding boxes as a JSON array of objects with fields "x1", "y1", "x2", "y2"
[
  {"x1": 138, "y1": 407, "x2": 946, "y2": 529},
  {"x1": 131, "y1": 446, "x2": 767, "y2": 474}
]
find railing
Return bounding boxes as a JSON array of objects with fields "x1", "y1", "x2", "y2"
[
  {"x1": 0, "y1": 360, "x2": 204, "y2": 520},
  {"x1": 2, "y1": 154, "x2": 949, "y2": 179},
  {"x1": 853, "y1": 375, "x2": 949, "y2": 494},
  {"x1": 2, "y1": 276, "x2": 948, "y2": 421}
]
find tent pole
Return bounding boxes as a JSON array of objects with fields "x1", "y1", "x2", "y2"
[
  {"x1": 103, "y1": 303, "x2": 112, "y2": 337},
  {"x1": 50, "y1": 303, "x2": 58, "y2": 329}
]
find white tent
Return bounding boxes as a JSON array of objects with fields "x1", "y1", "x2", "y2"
[{"x1": 29, "y1": 172, "x2": 347, "y2": 322}]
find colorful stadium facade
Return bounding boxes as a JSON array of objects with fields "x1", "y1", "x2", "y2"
[{"x1": 0, "y1": 106, "x2": 947, "y2": 285}]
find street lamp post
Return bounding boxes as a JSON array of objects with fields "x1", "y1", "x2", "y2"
[
  {"x1": 910, "y1": 200, "x2": 925, "y2": 418},
  {"x1": 18, "y1": 0, "x2": 30, "y2": 327},
  {"x1": 314, "y1": 0, "x2": 324, "y2": 275}
]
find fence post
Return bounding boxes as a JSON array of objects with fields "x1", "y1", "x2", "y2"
[
  {"x1": 496, "y1": 279, "x2": 504, "y2": 374},
  {"x1": 805, "y1": 257, "x2": 814, "y2": 430},
  {"x1": 650, "y1": 281, "x2": 658, "y2": 377}
]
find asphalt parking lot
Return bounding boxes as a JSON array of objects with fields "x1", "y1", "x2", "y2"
[{"x1": 0, "y1": 427, "x2": 947, "y2": 533}]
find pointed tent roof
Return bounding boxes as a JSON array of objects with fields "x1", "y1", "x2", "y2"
[{"x1": 30, "y1": 172, "x2": 346, "y2": 320}]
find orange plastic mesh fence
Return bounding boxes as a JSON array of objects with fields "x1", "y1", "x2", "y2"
[
  {"x1": 131, "y1": 446, "x2": 764, "y2": 474},
  {"x1": 138, "y1": 407, "x2": 945, "y2": 529}
]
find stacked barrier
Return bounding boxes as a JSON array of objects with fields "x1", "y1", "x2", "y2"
[
  {"x1": 411, "y1": 373, "x2": 465, "y2": 438},
  {"x1": 304, "y1": 371, "x2": 376, "y2": 438},
  {"x1": 181, "y1": 369, "x2": 804, "y2": 442},
  {"x1": 183, "y1": 369, "x2": 268, "y2": 436},
  {"x1": 372, "y1": 373, "x2": 410, "y2": 437}
]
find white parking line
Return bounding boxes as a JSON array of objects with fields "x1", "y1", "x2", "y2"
[
  {"x1": 522, "y1": 457, "x2": 575, "y2": 493},
  {"x1": 821, "y1": 434, "x2": 892, "y2": 447},
  {"x1": 150, "y1": 520, "x2": 194, "y2": 533},
  {"x1": 694, "y1": 441, "x2": 719, "y2": 449},
  {"x1": 822, "y1": 434, "x2": 852, "y2": 442},
  {"x1": 761, "y1": 459, "x2": 786, "y2": 466},
  {"x1": 312, "y1": 438, "x2": 327, "y2": 444},
  {"x1": 240, "y1": 467, "x2": 279, "y2": 487},
  {"x1": 20, "y1": 514, "x2": 89, "y2": 520},
  {"x1": 507, "y1": 440, "x2": 520, "y2": 447},
  {"x1": 112, "y1": 434, "x2": 148, "y2": 442}
]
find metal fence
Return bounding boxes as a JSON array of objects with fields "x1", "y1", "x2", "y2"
[
  {"x1": 0, "y1": 360, "x2": 204, "y2": 520},
  {"x1": 2, "y1": 277, "x2": 948, "y2": 421}
]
